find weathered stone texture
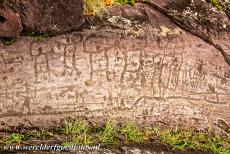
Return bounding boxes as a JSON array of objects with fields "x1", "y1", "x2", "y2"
[
  {"x1": 0, "y1": 0, "x2": 84, "y2": 36},
  {"x1": 0, "y1": 26, "x2": 230, "y2": 133},
  {"x1": 0, "y1": 1, "x2": 229, "y2": 134},
  {"x1": 0, "y1": 7, "x2": 22, "y2": 37},
  {"x1": 145, "y1": 0, "x2": 230, "y2": 65}
]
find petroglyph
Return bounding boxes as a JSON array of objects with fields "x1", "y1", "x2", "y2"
[{"x1": 0, "y1": 30, "x2": 229, "y2": 132}]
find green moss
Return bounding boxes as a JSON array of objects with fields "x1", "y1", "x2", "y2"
[
  {"x1": 1, "y1": 37, "x2": 17, "y2": 45},
  {"x1": 115, "y1": 0, "x2": 136, "y2": 5},
  {"x1": 21, "y1": 31, "x2": 49, "y2": 41},
  {"x1": 210, "y1": 0, "x2": 223, "y2": 11},
  {"x1": 0, "y1": 31, "x2": 51, "y2": 45}
]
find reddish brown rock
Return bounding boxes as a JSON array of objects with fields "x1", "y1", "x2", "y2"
[
  {"x1": 1, "y1": 0, "x2": 84, "y2": 35},
  {"x1": 143, "y1": 0, "x2": 230, "y2": 65},
  {"x1": 0, "y1": 3, "x2": 230, "y2": 135},
  {"x1": 225, "y1": 5, "x2": 230, "y2": 19},
  {"x1": 0, "y1": 7, "x2": 23, "y2": 37}
]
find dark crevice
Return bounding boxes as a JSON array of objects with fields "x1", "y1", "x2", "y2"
[
  {"x1": 0, "y1": 15, "x2": 6, "y2": 23},
  {"x1": 141, "y1": 1, "x2": 230, "y2": 66},
  {"x1": 225, "y1": 7, "x2": 230, "y2": 19}
]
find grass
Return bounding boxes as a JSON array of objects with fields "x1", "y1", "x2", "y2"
[
  {"x1": 24, "y1": 128, "x2": 54, "y2": 140},
  {"x1": 60, "y1": 120, "x2": 229, "y2": 154},
  {"x1": 62, "y1": 119, "x2": 87, "y2": 135},
  {"x1": 62, "y1": 119, "x2": 93, "y2": 145},
  {"x1": 66, "y1": 129, "x2": 93, "y2": 145},
  {"x1": 158, "y1": 128, "x2": 195, "y2": 150},
  {"x1": 3, "y1": 133, "x2": 24, "y2": 144},
  {"x1": 98, "y1": 121, "x2": 117, "y2": 144},
  {"x1": 120, "y1": 123, "x2": 144, "y2": 143},
  {"x1": 0, "y1": 119, "x2": 229, "y2": 153},
  {"x1": 150, "y1": 128, "x2": 230, "y2": 154}
]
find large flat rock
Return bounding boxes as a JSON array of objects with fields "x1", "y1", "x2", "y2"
[{"x1": 0, "y1": 2, "x2": 229, "y2": 134}]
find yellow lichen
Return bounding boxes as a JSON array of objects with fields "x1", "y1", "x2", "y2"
[
  {"x1": 84, "y1": 0, "x2": 114, "y2": 16},
  {"x1": 160, "y1": 26, "x2": 184, "y2": 36}
]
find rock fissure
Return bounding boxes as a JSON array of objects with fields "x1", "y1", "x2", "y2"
[
  {"x1": 0, "y1": 15, "x2": 6, "y2": 23},
  {"x1": 141, "y1": 0, "x2": 230, "y2": 66}
]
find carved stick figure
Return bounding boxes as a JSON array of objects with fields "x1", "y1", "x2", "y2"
[{"x1": 19, "y1": 83, "x2": 36, "y2": 114}]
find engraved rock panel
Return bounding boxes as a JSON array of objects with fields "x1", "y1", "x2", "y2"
[
  {"x1": 0, "y1": 30, "x2": 229, "y2": 134},
  {"x1": 0, "y1": 1, "x2": 230, "y2": 134}
]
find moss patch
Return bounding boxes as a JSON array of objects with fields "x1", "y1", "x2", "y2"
[
  {"x1": 210, "y1": 0, "x2": 224, "y2": 11},
  {"x1": 1, "y1": 37, "x2": 17, "y2": 45},
  {"x1": 21, "y1": 31, "x2": 50, "y2": 41}
]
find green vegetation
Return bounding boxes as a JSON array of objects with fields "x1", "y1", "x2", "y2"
[
  {"x1": 150, "y1": 128, "x2": 230, "y2": 154},
  {"x1": 24, "y1": 128, "x2": 54, "y2": 140},
  {"x1": 62, "y1": 119, "x2": 93, "y2": 145},
  {"x1": 1, "y1": 37, "x2": 17, "y2": 45},
  {"x1": 0, "y1": 119, "x2": 229, "y2": 154},
  {"x1": 210, "y1": 0, "x2": 223, "y2": 10},
  {"x1": 3, "y1": 133, "x2": 24, "y2": 144},
  {"x1": 120, "y1": 123, "x2": 144, "y2": 143},
  {"x1": 0, "y1": 0, "x2": 140, "y2": 46},
  {"x1": 115, "y1": 0, "x2": 136, "y2": 5},
  {"x1": 65, "y1": 130, "x2": 93, "y2": 145},
  {"x1": 62, "y1": 119, "x2": 87, "y2": 135},
  {"x1": 0, "y1": 30, "x2": 51, "y2": 45},
  {"x1": 21, "y1": 31, "x2": 50, "y2": 41},
  {"x1": 98, "y1": 121, "x2": 117, "y2": 144},
  {"x1": 0, "y1": 31, "x2": 50, "y2": 45}
]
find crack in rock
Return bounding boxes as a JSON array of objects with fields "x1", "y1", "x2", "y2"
[{"x1": 141, "y1": 0, "x2": 230, "y2": 66}]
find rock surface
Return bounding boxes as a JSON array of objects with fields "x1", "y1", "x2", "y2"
[
  {"x1": 144, "y1": 0, "x2": 230, "y2": 65},
  {"x1": 0, "y1": 6, "x2": 23, "y2": 37},
  {"x1": 0, "y1": 1, "x2": 230, "y2": 134},
  {"x1": 0, "y1": 0, "x2": 84, "y2": 36}
]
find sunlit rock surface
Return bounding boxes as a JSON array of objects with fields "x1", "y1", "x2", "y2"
[{"x1": 0, "y1": 1, "x2": 229, "y2": 134}]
